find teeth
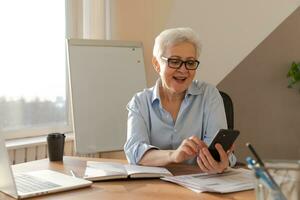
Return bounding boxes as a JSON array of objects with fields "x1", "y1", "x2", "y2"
[{"x1": 174, "y1": 77, "x2": 186, "y2": 80}]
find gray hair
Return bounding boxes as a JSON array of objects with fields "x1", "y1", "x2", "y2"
[{"x1": 153, "y1": 27, "x2": 202, "y2": 60}]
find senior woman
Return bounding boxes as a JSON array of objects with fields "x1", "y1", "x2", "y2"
[{"x1": 124, "y1": 27, "x2": 236, "y2": 173}]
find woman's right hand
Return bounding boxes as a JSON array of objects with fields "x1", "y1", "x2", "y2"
[{"x1": 170, "y1": 136, "x2": 206, "y2": 163}]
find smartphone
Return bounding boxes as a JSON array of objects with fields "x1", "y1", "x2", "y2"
[{"x1": 208, "y1": 129, "x2": 240, "y2": 161}]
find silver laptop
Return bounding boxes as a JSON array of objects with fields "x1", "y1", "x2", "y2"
[{"x1": 0, "y1": 135, "x2": 92, "y2": 199}]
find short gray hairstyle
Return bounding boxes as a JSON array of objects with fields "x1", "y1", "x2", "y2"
[{"x1": 153, "y1": 27, "x2": 202, "y2": 60}]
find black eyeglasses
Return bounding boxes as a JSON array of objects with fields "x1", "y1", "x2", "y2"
[{"x1": 161, "y1": 56, "x2": 200, "y2": 70}]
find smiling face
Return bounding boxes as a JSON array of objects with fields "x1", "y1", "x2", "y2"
[{"x1": 153, "y1": 42, "x2": 197, "y2": 97}]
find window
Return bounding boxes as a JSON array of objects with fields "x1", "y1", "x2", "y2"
[{"x1": 0, "y1": 1, "x2": 70, "y2": 139}]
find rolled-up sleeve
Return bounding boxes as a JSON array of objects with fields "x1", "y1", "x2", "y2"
[
  {"x1": 228, "y1": 152, "x2": 237, "y2": 167},
  {"x1": 124, "y1": 96, "x2": 158, "y2": 164}
]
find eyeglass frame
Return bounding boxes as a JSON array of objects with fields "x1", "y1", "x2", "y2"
[{"x1": 161, "y1": 56, "x2": 200, "y2": 70}]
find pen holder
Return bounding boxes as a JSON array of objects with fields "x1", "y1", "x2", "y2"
[{"x1": 255, "y1": 160, "x2": 300, "y2": 200}]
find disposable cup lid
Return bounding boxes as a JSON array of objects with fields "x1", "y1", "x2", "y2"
[{"x1": 47, "y1": 133, "x2": 65, "y2": 138}]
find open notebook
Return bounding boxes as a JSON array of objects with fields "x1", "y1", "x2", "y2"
[{"x1": 84, "y1": 161, "x2": 172, "y2": 181}]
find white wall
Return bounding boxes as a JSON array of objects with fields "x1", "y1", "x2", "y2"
[
  {"x1": 165, "y1": 1, "x2": 300, "y2": 85},
  {"x1": 110, "y1": 0, "x2": 299, "y2": 86}
]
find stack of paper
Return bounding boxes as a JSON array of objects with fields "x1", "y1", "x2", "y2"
[{"x1": 161, "y1": 168, "x2": 254, "y2": 193}]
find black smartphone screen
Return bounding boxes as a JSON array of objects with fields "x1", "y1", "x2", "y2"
[{"x1": 208, "y1": 129, "x2": 240, "y2": 161}]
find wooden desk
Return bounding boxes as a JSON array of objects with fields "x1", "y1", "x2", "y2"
[{"x1": 0, "y1": 156, "x2": 255, "y2": 200}]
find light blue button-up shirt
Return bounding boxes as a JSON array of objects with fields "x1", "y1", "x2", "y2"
[{"x1": 124, "y1": 79, "x2": 236, "y2": 166}]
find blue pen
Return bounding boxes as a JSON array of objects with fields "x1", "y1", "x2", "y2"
[{"x1": 246, "y1": 157, "x2": 276, "y2": 190}]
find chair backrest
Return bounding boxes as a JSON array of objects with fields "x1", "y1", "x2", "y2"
[{"x1": 219, "y1": 91, "x2": 234, "y2": 129}]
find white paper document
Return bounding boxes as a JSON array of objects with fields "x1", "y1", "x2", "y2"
[{"x1": 161, "y1": 168, "x2": 255, "y2": 193}]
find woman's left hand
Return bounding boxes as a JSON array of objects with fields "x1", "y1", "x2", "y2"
[{"x1": 196, "y1": 143, "x2": 231, "y2": 173}]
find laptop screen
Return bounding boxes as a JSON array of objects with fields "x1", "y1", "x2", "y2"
[{"x1": 0, "y1": 134, "x2": 19, "y2": 198}]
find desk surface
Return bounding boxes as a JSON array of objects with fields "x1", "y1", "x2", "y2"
[{"x1": 1, "y1": 156, "x2": 255, "y2": 200}]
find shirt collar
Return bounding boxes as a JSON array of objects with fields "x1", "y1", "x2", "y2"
[
  {"x1": 151, "y1": 79, "x2": 204, "y2": 103},
  {"x1": 186, "y1": 79, "x2": 204, "y2": 96},
  {"x1": 151, "y1": 79, "x2": 161, "y2": 103}
]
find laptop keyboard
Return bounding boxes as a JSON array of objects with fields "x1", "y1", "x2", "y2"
[{"x1": 15, "y1": 174, "x2": 61, "y2": 193}]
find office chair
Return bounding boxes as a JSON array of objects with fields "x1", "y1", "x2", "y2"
[
  {"x1": 219, "y1": 91, "x2": 234, "y2": 129},
  {"x1": 219, "y1": 91, "x2": 244, "y2": 166}
]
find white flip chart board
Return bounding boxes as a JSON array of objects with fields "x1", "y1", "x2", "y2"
[{"x1": 67, "y1": 39, "x2": 146, "y2": 154}]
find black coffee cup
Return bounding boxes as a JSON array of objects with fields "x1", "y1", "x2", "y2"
[{"x1": 47, "y1": 133, "x2": 65, "y2": 161}]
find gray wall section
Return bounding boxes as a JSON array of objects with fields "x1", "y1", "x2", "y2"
[{"x1": 218, "y1": 7, "x2": 300, "y2": 162}]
